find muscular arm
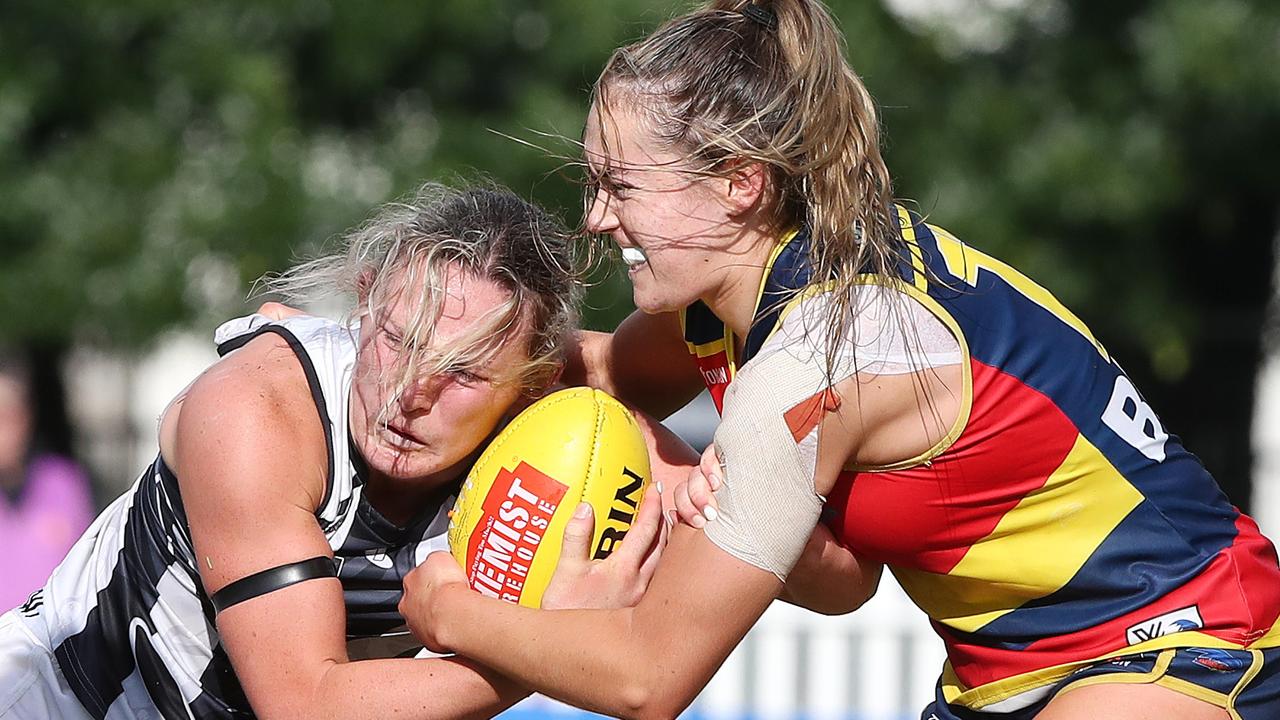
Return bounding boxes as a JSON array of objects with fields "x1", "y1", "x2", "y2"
[
  {"x1": 402, "y1": 361, "x2": 949, "y2": 718},
  {"x1": 566, "y1": 310, "x2": 705, "y2": 420},
  {"x1": 416, "y1": 525, "x2": 781, "y2": 719},
  {"x1": 171, "y1": 335, "x2": 525, "y2": 720},
  {"x1": 572, "y1": 310, "x2": 880, "y2": 615},
  {"x1": 777, "y1": 522, "x2": 882, "y2": 615}
]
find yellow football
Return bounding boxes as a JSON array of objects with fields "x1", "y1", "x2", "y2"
[{"x1": 447, "y1": 387, "x2": 651, "y2": 608}]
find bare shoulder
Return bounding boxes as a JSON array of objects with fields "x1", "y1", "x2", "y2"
[
  {"x1": 826, "y1": 365, "x2": 963, "y2": 475},
  {"x1": 162, "y1": 330, "x2": 329, "y2": 511}
]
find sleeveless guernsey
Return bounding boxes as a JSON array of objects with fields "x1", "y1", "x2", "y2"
[
  {"x1": 28, "y1": 315, "x2": 453, "y2": 718},
  {"x1": 681, "y1": 209, "x2": 1280, "y2": 712}
]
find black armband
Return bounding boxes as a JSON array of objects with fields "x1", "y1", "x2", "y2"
[{"x1": 210, "y1": 556, "x2": 337, "y2": 613}]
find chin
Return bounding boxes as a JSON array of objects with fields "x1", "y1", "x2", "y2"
[{"x1": 632, "y1": 292, "x2": 677, "y2": 315}]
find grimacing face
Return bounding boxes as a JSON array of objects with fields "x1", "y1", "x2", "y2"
[
  {"x1": 583, "y1": 99, "x2": 743, "y2": 315},
  {"x1": 347, "y1": 265, "x2": 532, "y2": 489}
]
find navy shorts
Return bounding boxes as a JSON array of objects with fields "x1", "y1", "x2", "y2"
[{"x1": 922, "y1": 646, "x2": 1280, "y2": 720}]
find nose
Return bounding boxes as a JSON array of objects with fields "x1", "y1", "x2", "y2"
[
  {"x1": 398, "y1": 373, "x2": 448, "y2": 413},
  {"x1": 584, "y1": 187, "x2": 619, "y2": 235}
]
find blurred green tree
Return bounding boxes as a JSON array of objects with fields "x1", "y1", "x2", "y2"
[{"x1": 1, "y1": 0, "x2": 1277, "y2": 504}]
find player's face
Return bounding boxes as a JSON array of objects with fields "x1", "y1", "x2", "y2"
[
  {"x1": 583, "y1": 99, "x2": 741, "y2": 315},
  {"x1": 348, "y1": 266, "x2": 530, "y2": 488}
]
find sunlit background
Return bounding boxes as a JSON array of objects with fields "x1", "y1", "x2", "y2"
[{"x1": 3, "y1": 1, "x2": 1279, "y2": 718}]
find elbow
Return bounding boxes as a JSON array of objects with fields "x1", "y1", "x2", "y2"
[
  {"x1": 615, "y1": 689, "x2": 682, "y2": 720},
  {"x1": 613, "y1": 675, "x2": 700, "y2": 720},
  {"x1": 823, "y1": 579, "x2": 879, "y2": 616},
  {"x1": 600, "y1": 666, "x2": 696, "y2": 720}
]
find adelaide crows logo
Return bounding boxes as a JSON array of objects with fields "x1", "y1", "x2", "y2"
[{"x1": 1187, "y1": 648, "x2": 1247, "y2": 672}]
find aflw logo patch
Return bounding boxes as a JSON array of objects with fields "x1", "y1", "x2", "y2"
[
  {"x1": 1125, "y1": 605, "x2": 1202, "y2": 645},
  {"x1": 464, "y1": 462, "x2": 566, "y2": 604},
  {"x1": 19, "y1": 589, "x2": 43, "y2": 617}
]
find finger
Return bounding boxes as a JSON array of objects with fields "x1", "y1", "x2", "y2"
[
  {"x1": 685, "y1": 463, "x2": 719, "y2": 522},
  {"x1": 638, "y1": 507, "x2": 669, "y2": 584},
  {"x1": 675, "y1": 471, "x2": 706, "y2": 529},
  {"x1": 615, "y1": 484, "x2": 662, "y2": 566},
  {"x1": 425, "y1": 550, "x2": 465, "y2": 580},
  {"x1": 556, "y1": 501, "x2": 596, "y2": 569},
  {"x1": 699, "y1": 443, "x2": 724, "y2": 491}
]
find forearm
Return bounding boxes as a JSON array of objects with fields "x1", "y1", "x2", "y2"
[
  {"x1": 423, "y1": 529, "x2": 780, "y2": 719},
  {"x1": 566, "y1": 320, "x2": 703, "y2": 420},
  {"x1": 306, "y1": 655, "x2": 528, "y2": 720},
  {"x1": 778, "y1": 526, "x2": 881, "y2": 615},
  {"x1": 434, "y1": 587, "x2": 658, "y2": 718}
]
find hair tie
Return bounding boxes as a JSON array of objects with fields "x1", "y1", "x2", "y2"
[{"x1": 740, "y1": 3, "x2": 777, "y2": 31}]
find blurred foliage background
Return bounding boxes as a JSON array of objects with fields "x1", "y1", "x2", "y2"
[{"x1": 1, "y1": 0, "x2": 1278, "y2": 505}]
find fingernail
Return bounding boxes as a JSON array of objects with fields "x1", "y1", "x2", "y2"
[
  {"x1": 655, "y1": 480, "x2": 664, "y2": 495},
  {"x1": 575, "y1": 502, "x2": 591, "y2": 519},
  {"x1": 703, "y1": 506, "x2": 718, "y2": 523},
  {"x1": 665, "y1": 510, "x2": 676, "y2": 527},
  {"x1": 691, "y1": 514, "x2": 706, "y2": 529},
  {"x1": 710, "y1": 474, "x2": 722, "y2": 491}
]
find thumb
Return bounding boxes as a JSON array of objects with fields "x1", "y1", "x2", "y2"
[{"x1": 557, "y1": 501, "x2": 597, "y2": 567}]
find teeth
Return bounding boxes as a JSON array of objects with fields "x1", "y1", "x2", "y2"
[{"x1": 621, "y1": 247, "x2": 647, "y2": 267}]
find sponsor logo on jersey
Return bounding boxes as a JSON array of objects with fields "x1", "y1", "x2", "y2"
[{"x1": 1125, "y1": 605, "x2": 1203, "y2": 645}]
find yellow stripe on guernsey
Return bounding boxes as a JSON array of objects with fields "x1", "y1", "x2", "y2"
[
  {"x1": 893, "y1": 433, "x2": 1143, "y2": 634},
  {"x1": 930, "y1": 223, "x2": 1111, "y2": 363},
  {"x1": 943, "y1": 632, "x2": 1264, "y2": 710},
  {"x1": 684, "y1": 334, "x2": 728, "y2": 361}
]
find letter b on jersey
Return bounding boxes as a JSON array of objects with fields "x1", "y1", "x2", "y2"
[{"x1": 1103, "y1": 375, "x2": 1168, "y2": 462}]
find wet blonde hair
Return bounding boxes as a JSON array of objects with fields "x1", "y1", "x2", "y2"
[
  {"x1": 592, "y1": 0, "x2": 904, "y2": 359},
  {"x1": 263, "y1": 182, "x2": 582, "y2": 400}
]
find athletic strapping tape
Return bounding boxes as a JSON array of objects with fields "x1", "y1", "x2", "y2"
[{"x1": 210, "y1": 556, "x2": 337, "y2": 613}]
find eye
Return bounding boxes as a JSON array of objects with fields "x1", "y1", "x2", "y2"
[
  {"x1": 380, "y1": 326, "x2": 403, "y2": 349},
  {"x1": 600, "y1": 174, "x2": 635, "y2": 199},
  {"x1": 448, "y1": 367, "x2": 487, "y2": 386},
  {"x1": 586, "y1": 166, "x2": 633, "y2": 201}
]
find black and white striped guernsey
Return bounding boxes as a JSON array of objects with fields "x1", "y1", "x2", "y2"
[{"x1": 35, "y1": 315, "x2": 455, "y2": 718}]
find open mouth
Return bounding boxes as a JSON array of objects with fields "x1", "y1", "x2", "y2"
[
  {"x1": 382, "y1": 423, "x2": 424, "y2": 448},
  {"x1": 620, "y1": 247, "x2": 648, "y2": 271}
]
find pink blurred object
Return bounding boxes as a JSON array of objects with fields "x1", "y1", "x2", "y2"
[{"x1": 0, "y1": 454, "x2": 94, "y2": 612}]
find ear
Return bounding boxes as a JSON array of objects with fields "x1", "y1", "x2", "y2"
[
  {"x1": 523, "y1": 363, "x2": 566, "y2": 404},
  {"x1": 723, "y1": 161, "x2": 770, "y2": 216}
]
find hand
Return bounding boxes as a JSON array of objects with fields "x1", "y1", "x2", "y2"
[
  {"x1": 540, "y1": 485, "x2": 667, "y2": 610},
  {"x1": 400, "y1": 551, "x2": 470, "y2": 654},
  {"x1": 668, "y1": 443, "x2": 722, "y2": 529},
  {"x1": 256, "y1": 301, "x2": 305, "y2": 320}
]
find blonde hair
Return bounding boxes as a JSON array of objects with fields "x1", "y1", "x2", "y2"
[
  {"x1": 593, "y1": 0, "x2": 904, "y2": 360},
  {"x1": 262, "y1": 182, "x2": 582, "y2": 399}
]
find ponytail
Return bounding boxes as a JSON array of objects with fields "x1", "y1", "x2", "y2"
[{"x1": 595, "y1": 0, "x2": 903, "y2": 358}]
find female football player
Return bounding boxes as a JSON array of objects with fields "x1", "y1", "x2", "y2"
[
  {"x1": 0, "y1": 183, "x2": 673, "y2": 719},
  {"x1": 400, "y1": 2, "x2": 1280, "y2": 719}
]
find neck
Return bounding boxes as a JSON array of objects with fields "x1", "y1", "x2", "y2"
[
  {"x1": 700, "y1": 220, "x2": 781, "y2": 338},
  {"x1": 362, "y1": 465, "x2": 459, "y2": 527}
]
